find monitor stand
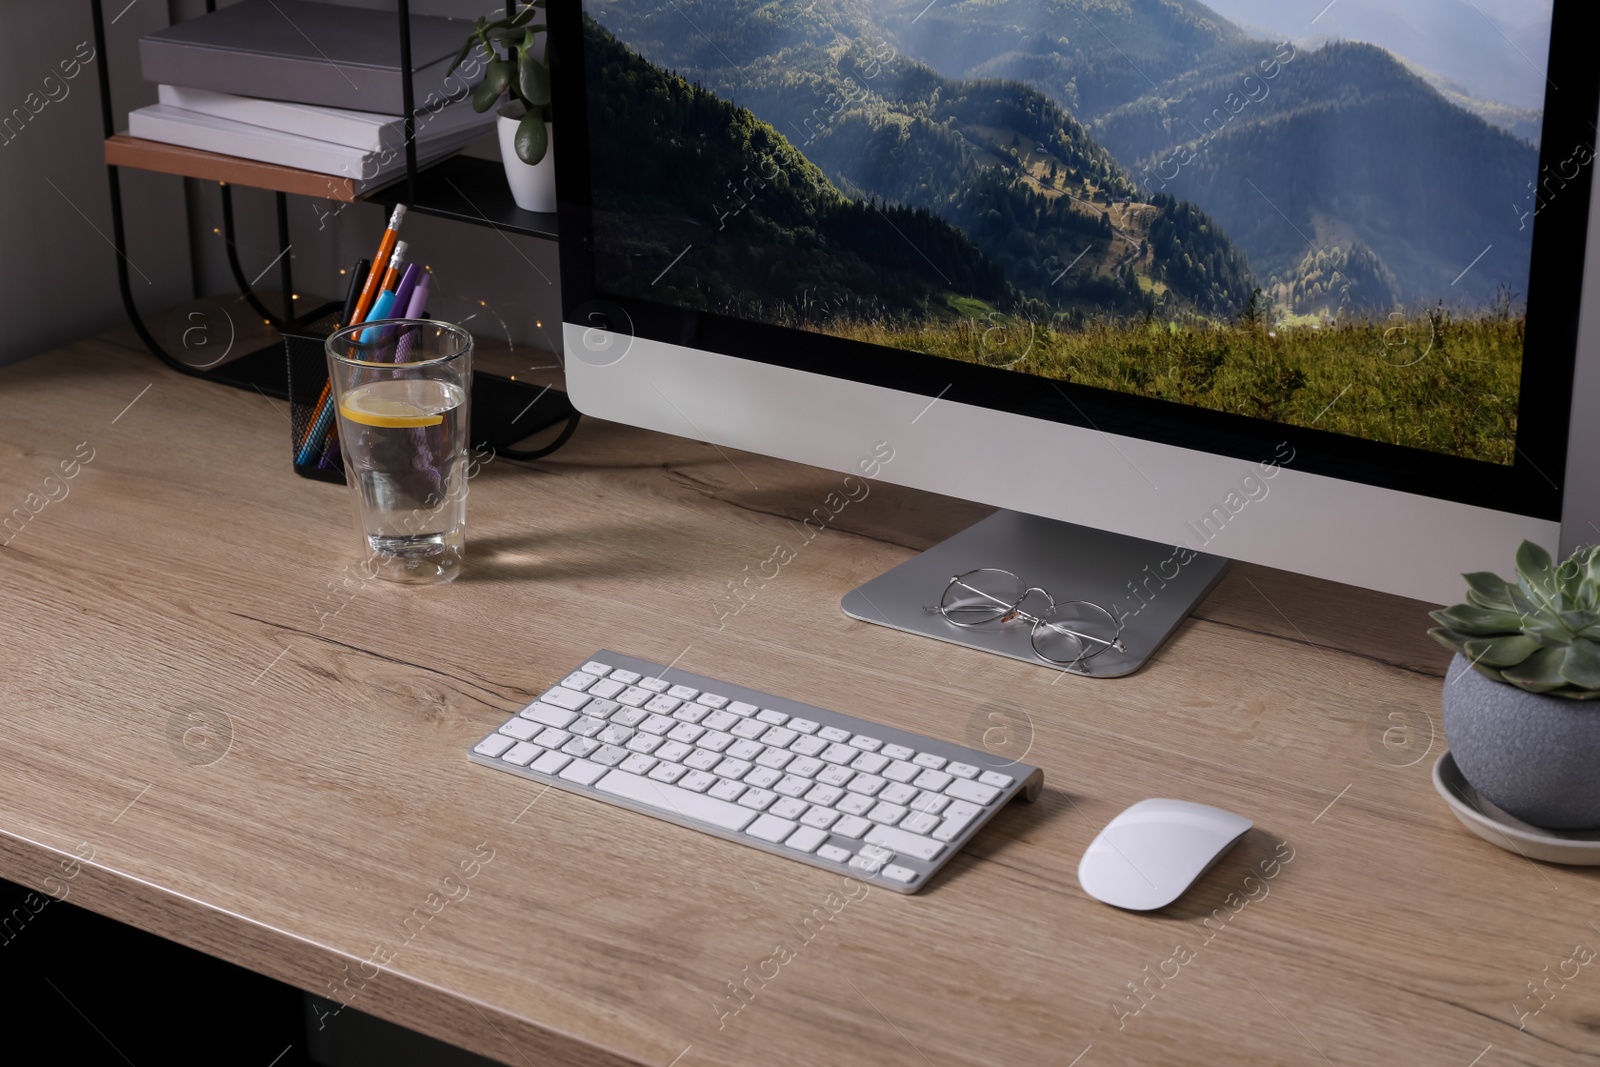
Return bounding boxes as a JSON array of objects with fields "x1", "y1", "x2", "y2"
[{"x1": 841, "y1": 510, "x2": 1228, "y2": 677}]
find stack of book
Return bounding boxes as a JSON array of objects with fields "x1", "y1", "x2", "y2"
[{"x1": 128, "y1": 0, "x2": 491, "y2": 194}]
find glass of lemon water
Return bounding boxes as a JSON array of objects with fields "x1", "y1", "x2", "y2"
[{"x1": 326, "y1": 319, "x2": 472, "y2": 584}]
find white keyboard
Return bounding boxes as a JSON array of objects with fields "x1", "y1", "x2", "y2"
[{"x1": 469, "y1": 651, "x2": 1044, "y2": 893}]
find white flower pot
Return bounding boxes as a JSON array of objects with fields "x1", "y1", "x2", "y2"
[{"x1": 496, "y1": 102, "x2": 555, "y2": 213}]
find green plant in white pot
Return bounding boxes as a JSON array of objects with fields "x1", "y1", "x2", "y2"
[
  {"x1": 1429, "y1": 540, "x2": 1600, "y2": 829},
  {"x1": 449, "y1": 3, "x2": 553, "y2": 213}
]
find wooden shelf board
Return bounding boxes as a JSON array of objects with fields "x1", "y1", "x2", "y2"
[{"x1": 105, "y1": 133, "x2": 375, "y2": 202}]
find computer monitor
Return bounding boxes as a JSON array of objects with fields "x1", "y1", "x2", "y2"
[{"x1": 550, "y1": 0, "x2": 1599, "y2": 668}]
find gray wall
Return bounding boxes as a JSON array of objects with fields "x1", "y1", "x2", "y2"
[{"x1": 0, "y1": 0, "x2": 193, "y2": 366}]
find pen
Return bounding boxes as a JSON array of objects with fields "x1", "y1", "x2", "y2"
[
  {"x1": 404, "y1": 275, "x2": 430, "y2": 319},
  {"x1": 351, "y1": 204, "x2": 406, "y2": 327},
  {"x1": 359, "y1": 289, "x2": 399, "y2": 343},
  {"x1": 338, "y1": 257, "x2": 371, "y2": 330}
]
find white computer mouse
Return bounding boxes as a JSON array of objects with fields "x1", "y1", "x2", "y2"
[{"x1": 1077, "y1": 798, "x2": 1252, "y2": 911}]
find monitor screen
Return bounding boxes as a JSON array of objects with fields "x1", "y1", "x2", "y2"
[{"x1": 562, "y1": 1, "x2": 1592, "y2": 517}]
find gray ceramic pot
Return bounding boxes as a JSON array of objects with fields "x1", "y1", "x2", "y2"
[{"x1": 1442, "y1": 653, "x2": 1600, "y2": 829}]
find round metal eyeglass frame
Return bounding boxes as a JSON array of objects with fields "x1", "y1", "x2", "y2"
[{"x1": 929, "y1": 568, "x2": 1127, "y2": 670}]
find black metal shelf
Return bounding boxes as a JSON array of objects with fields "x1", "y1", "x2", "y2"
[{"x1": 367, "y1": 155, "x2": 557, "y2": 240}]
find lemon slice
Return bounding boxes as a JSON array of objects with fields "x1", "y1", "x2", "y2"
[{"x1": 339, "y1": 383, "x2": 447, "y2": 428}]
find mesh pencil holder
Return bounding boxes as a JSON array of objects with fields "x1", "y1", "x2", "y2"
[{"x1": 284, "y1": 311, "x2": 346, "y2": 484}]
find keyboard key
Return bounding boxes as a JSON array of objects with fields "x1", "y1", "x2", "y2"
[
  {"x1": 626, "y1": 733, "x2": 664, "y2": 754},
  {"x1": 521, "y1": 703, "x2": 578, "y2": 729},
  {"x1": 836, "y1": 793, "x2": 874, "y2": 816},
  {"x1": 580, "y1": 661, "x2": 613, "y2": 676},
  {"x1": 715, "y1": 758, "x2": 753, "y2": 779},
  {"x1": 648, "y1": 761, "x2": 687, "y2": 784},
  {"x1": 786, "y1": 756, "x2": 824, "y2": 778},
  {"x1": 883, "y1": 760, "x2": 919, "y2": 783},
  {"x1": 534, "y1": 728, "x2": 572, "y2": 748},
  {"x1": 589, "y1": 678, "x2": 626, "y2": 699},
  {"x1": 709, "y1": 779, "x2": 746, "y2": 802},
  {"x1": 702, "y1": 710, "x2": 738, "y2": 732},
  {"x1": 933, "y1": 800, "x2": 983, "y2": 842},
  {"x1": 617, "y1": 687, "x2": 652, "y2": 708},
  {"x1": 568, "y1": 716, "x2": 606, "y2": 738},
  {"x1": 620, "y1": 753, "x2": 657, "y2": 775},
  {"x1": 530, "y1": 750, "x2": 571, "y2": 775},
  {"x1": 801, "y1": 807, "x2": 841, "y2": 830},
  {"x1": 913, "y1": 770, "x2": 953, "y2": 792},
  {"x1": 881, "y1": 864, "x2": 918, "y2": 885},
  {"x1": 850, "y1": 735, "x2": 884, "y2": 752},
  {"x1": 816, "y1": 764, "x2": 854, "y2": 788},
  {"x1": 947, "y1": 762, "x2": 979, "y2": 779},
  {"x1": 598, "y1": 724, "x2": 635, "y2": 746},
  {"x1": 743, "y1": 766, "x2": 782, "y2": 789},
  {"x1": 979, "y1": 771, "x2": 1015, "y2": 789},
  {"x1": 757, "y1": 709, "x2": 789, "y2": 725},
  {"x1": 946, "y1": 779, "x2": 1001, "y2": 806},
  {"x1": 499, "y1": 718, "x2": 540, "y2": 741},
  {"x1": 912, "y1": 753, "x2": 948, "y2": 770},
  {"x1": 586, "y1": 698, "x2": 621, "y2": 720},
  {"x1": 901, "y1": 811, "x2": 941, "y2": 835},
  {"x1": 790, "y1": 735, "x2": 828, "y2": 757},
  {"x1": 864, "y1": 824, "x2": 945, "y2": 861},
  {"x1": 560, "y1": 759, "x2": 607, "y2": 786},
  {"x1": 737, "y1": 788, "x2": 777, "y2": 811},
  {"x1": 667, "y1": 723, "x2": 705, "y2": 744},
  {"x1": 610, "y1": 707, "x2": 647, "y2": 727},
  {"x1": 846, "y1": 774, "x2": 887, "y2": 797},
  {"x1": 731, "y1": 719, "x2": 768, "y2": 740},
  {"x1": 541, "y1": 687, "x2": 592, "y2": 711},
  {"x1": 591, "y1": 745, "x2": 629, "y2": 767},
  {"x1": 818, "y1": 726, "x2": 851, "y2": 743},
  {"x1": 769, "y1": 796, "x2": 808, "y2": 820},
  {"x1": 833, "y1": 815, "x2": 871, "y2": 839},
  {"x1": 562, "y1": 738, "x2": 600, "y2": 758},
  {"x1": 680, "y1": 770, "x2": 717, "y2": 792},
  {"x1": 911, "y1": 792, "x2": 951, "y2": 816},
  {"x1": 859, "y1": 844, "x2": 894, "y2": 864},
  {"x1": 645, "y1": 695, "x2": 682, "y2": 714},
  {"x1": 746, "y1": 813, "x2": 797, "y2": 843},
  {"x1": 755, "y1": 748, "x2": 793, "y2": 770},
  {"x1": 881, "y1": 743, "x2": 915, "y2": 761},
  {"x1": 655, "y1": 740, "x2": 693, "y2": 763},
  {"x1": 817, "y1": 843, "x2": 852, "y2": 863},
  {"x1": 721, "y1": 739, "x2": 758, "y2": 762},
  {"x1": 727, "y1": 701, "x2": 759, "y2": 717},
  {"x1": 880, "y1": 783, "x2": 918, "y2": 806},
  {"x1": 639, "y1": 714, "x2": 676, "y2": 735},
  {"x1": 821, "y1": 743, "x2": 857, "y2": 765},
  {"x1": 639, "y1": 677, "x2": 670, "y2": 693},
  {"x1": 668, "y1": 684, "x2": 700, "y2": 701},
  {"x1": 774, "y1": 775, "x2": 812, "y2": 798},
  {"x1": 673, "y1": 704, "x2": 709, "y2": 724},
  {"x1": 609, "y1": 669, "x2": 642, "y2": 685},
  {"x1": 804, "y1": 783, "x2": 844, "y2": 806},
  {"x1": 562, "y1": 672, "x2": 598, "y2": 691},
  {"x1": 788, "y1": 717, "x2": 820, "y2": 734},
  {"x1": 696, "y1": 693, "x2": 730, "y2": 709},
  {"x1": 851, "y1": 752, "x2": 889, "y2": 774},
  {"x1": 475, "y1": 734, "x2": 516, "y2": 757},
  {"x1": 699, "y1": 731, "x2": 735, "y2": 752},
  {"x1": 761, "y1": 726, "x2": 798, "y2": 748},
  {"x1": 685, "y1": 750, "x2": 721, "y2": 771},
  {"x1": 596, "y1": 770, "x2": 756, "y2": 830},
  {"x1": 849, "y1": 853, "x2": 888, "y2": 876},
  {"x1": 868, "y1": 802, "x2": 909, "y2": 825},
  {"x1": 501, "y1": 741, "x2": 541, "y2": 766},
  {"x1": 784, "y1": 826, "x2": 829, "y2": 853}
]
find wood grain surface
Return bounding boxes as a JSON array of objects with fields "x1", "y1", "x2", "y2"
[{"x1": 2, "y1": 326, "x2": 1597, "y2": 1066}]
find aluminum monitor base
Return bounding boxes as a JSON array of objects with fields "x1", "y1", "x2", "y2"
[{"x1": 841, "y1": 510, "x2": 1228, "y2": 677}]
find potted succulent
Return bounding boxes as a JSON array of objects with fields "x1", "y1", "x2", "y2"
[
  {"x1": 449, "y1": 2, "x2": 554, "y2": 212},
  {"x1": 1429, "y1": 540, "x2": 1600, "y2": 829}
]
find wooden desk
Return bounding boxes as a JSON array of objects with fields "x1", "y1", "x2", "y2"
[{"x1": 2, "y1": 329, "x2": 1596, "y2": 1066}]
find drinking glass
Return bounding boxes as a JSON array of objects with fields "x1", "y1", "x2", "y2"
[{"x1": 326, "y1": 319, "x2": 472, "y2": 584}]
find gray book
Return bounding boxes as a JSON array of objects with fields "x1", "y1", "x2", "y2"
[{"x1": 140, "y1": 0, "x2": 483, "y2": 115}]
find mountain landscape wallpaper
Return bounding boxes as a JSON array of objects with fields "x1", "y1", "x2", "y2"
[{"x1": 580, "y1": 0, "x2": 1555, "y2": 465}]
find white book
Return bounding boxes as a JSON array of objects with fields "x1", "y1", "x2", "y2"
[
  {"x1": 128, "y1": 103, "x2": 486, "y2": 189},
  {"x1": 156, "y1": 84, "x2": 495, "y2": 153}
]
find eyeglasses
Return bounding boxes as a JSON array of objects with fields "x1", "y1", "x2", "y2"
[{"x1": 927, "y1": 568, "x2": 1126, "y2": 670}]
